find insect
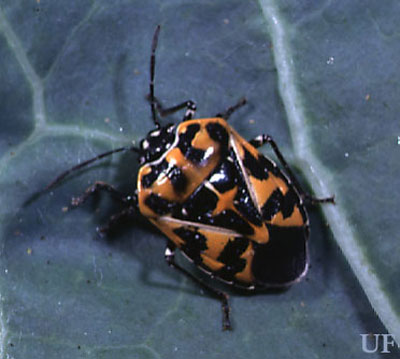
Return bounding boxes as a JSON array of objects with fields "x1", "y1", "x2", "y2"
[{"x1": 46, "y1": 26, "x2": 334, "y2": 330}]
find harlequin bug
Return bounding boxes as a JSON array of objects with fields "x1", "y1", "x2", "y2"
[{"x1": 46, "y1": 25, "x2": 334, "y2": 330}]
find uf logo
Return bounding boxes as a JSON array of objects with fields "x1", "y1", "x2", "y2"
[{"x1": 360, "y1": 334, "x2": 398, "y2": 354}]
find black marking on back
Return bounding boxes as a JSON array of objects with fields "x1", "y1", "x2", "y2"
[
  {"x1": 217, "y1": 237, "x2": 249, "y2": 265},
  {"x1": 243, "y1": 147, "x2": 266, "y2": 180},
  {"x1": 261, "y1": 189, "x2": 284, "y2": 221},
  {"x1": 281, "y1": 187, "x2": 299, "y2": 219},
  {"x1": 252, "y1": 224, "x2": 307, "y2": 286},
  {"x1": 144, "y1": 193, "x2": 176, "y2": 215},
  {"x1": 208, "y1": 159, "x2": 237, "y2": 193},
  {"x1": 212, "y1": 210, "x2": 254, "y2": 235},
  {"x1": 178, "y1": 123, "x2": 205, "y2": 164},
  {"x1": 168, "y1": 165, "x2": 187, "y2": 193},
  {"x1": 233, "y1": 169, "x2": 263, "y2": 226},
  {"x1": 173, "y1": 227, "x2": 208, "y2": 264},
  {"x1": 215, "y1": 237, "x2": 248, "y2": 282},
  {"x1": 180, "y1": 185, "x2": 218, "y2": 220},
  {"x1": 243, "y1": 147, "x2": 282, "y2": 181},
  {"x1": 142, "y1": 159, "x2": 169, "y2": 189},
  {"x1": 206, "y1": 122, "x2": 229, "y2": 148},
  {"x1": 259, "y1": 154, "x2": 280, "y2": 176},
  {"x1": 218, "y1": 147, "x2": 263, "y2": 226}
]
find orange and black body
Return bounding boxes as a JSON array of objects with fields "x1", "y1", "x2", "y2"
[
  {"x1": 49, "y1": 26, "x2": 333, "y2": 330},
  {"x1": 137, "y1": 117, "x2": 309, "y2": 289}
]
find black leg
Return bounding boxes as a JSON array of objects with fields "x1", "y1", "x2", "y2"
[
  {"x1": 164, "y1": 241, "x2": 232, "y2": 331},
  {"x1": 70, "y1": 181, "x2": 132, "y2": 207},
  {"x1": 216, "y1": 97, "x2": 247, "y2": 121},
  {"x1": 70, "y1": 181, "x2": 139, "y2": 234},
  {"x1": 249, "y1": 134, "x2": 335, "y2": 204},
  {"x1": 148, "y1": 25, "x2": 198, "y2": 124},
  {"x1": 149, "y1": 96, "x2": 197, "y2": 121},
  {"x1": 97, "y1": 204, "x2": 138, "y2": 235}
]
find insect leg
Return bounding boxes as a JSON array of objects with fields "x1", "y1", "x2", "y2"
[
  {"x1": 164, "y1": 241, "x2": 232, "y2": 330},
  {"x1": 249, "y1": 134, "x2": 335, "y2": 204},
  {"x1": 70, "y1": 181, "x2": 131, "y2": 207},
  {"x1": 216, "y1": 97, "x2": 247, "y2": 120},
  {"x1": 97, "y1": 203, "x2": 138, "y2": 235},
  {"x1": 70, "y1": 181, "x2": 139, "y2": 233},
  {"x1": 150, "y1": 96, "x2": 197, "y2": 121}
]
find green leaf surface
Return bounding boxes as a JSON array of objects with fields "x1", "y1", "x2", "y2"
[{"x1": 1, "y1": 1, "x2": 399, "y2": 358}]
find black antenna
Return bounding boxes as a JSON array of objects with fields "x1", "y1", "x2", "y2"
[
  {"x1": 43, "y1": 28, "x2": 162, "y2": 193},
  {"x1": 150, "y1": 25, "x2": 161, "y2": 128},
  {"x1": 44, "y1": 146, "x2": 140, "y2": 191}
]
